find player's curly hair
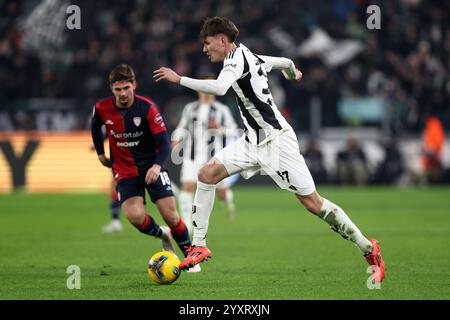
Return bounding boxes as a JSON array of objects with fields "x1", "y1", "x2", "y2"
[
  {"x1": 200, "y1": 16, "x2": 239, "y2": 43},
  {"x1": 109, "y1": 64, "x2": 136, "y2": 84}
]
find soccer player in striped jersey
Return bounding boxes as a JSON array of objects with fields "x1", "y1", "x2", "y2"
[
  {"x1": 172, "y1": 83, "x2": 239, "y2": 232},
  {"x1": 154, "y1": 17, "x2": 385, "y2": 282}
]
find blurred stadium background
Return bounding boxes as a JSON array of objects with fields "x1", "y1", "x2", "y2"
[
  {"x1": 0, "y1": 0, "x2": 449, "y2": 192},
  {"x1": 0, "y1": 0, "x2": 450, "y2": 301}
]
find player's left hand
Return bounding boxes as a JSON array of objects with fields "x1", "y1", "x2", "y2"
[
  {"x1": 153, "y1": 67, "x2": 181, "y2": 84},
  {"x1": 145, "y1": 164, "x2": 161, "y2": 184}
]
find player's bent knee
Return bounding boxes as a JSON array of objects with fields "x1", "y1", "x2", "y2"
[
  {"x1": 124, "y1": 210, "x2": 143, "y2": 226},
  {"x1": 198, "y1": 160, "x2": 228, "y2": 185},
  {"x1": 198, "y1": 165, "x2": 216, "y2": 185},
  {"x1": 122, "y1": 203, "x2": 145, "y2": 225}
]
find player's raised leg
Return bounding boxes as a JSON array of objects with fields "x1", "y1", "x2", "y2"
[
  {"x1": 179, "y1": 159, "x2": 229, "y2": 270},
  {"x1": 265, "y1": 130, "x2": 385, "y2": 282},
  {"x1": 122, "y1": 196, "x2": 175, "y2": 252},
  {"x1": 296, "y1": 191, "x2": 385, "y2": 282}
]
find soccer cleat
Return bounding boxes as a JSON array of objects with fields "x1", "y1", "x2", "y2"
[
  {"x1": 101, "y1": 220, "x2": 123, "y2": 233},
  {"x1": 179, "y1": 246, "x2": 212, "y2": 270},
  {"x1": 160, "y1": 226, "x2": 176, "y2": 253},
  {"x1": 186, "y1": 264, "x2": 202, "y2": 273},
  {"x1": 364, "y1": 238, "x2": 385, "y2": 282}
]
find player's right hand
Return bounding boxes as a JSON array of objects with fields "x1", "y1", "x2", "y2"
[
  {"x1": 153, "y1": 67, "x2": 181, "y2": 84},
  {"x1": 145, "y1": 164, "x2": 161, "y2": 184},
  {"x1": 98, "y1": 154, "x2": 112, "y2": 168}
]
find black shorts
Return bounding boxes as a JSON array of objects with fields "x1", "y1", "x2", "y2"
[{"x1": 116, "y1": 170, "x2": 174, "y2": 206}]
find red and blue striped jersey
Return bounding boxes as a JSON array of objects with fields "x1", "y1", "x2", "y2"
[{"x1": 91, "y1": 94, "x2": 167, "y2": 181}]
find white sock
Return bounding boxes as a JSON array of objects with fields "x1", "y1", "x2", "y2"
[
  {"x1": 192, "y1": 181, "x2": 216, "y2": 246},
  {"x1": 179, "y1": 191, "x2": 194, "y2": 234},
  {"x1": 319, "y1": 198, "x2": 372, "y2": 255}
]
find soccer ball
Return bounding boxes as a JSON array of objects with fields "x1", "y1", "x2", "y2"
[{"x1": 148, "y1": 251, "x2": 181, "y2": 284}]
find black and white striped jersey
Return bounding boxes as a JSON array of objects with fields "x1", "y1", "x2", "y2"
[
  {"x1": 222, "y1": 43, "x2": 291, "y2": 145},
  {"x1": 172, "y1": 100, "x2": 238, "y2": 163}
]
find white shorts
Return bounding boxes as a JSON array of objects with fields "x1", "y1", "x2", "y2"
[
  {"x1": 214, "y1": 129, "x2": 316, "y2": 196},
  {"x1": 180, "y1": 159, "x2": 231, "y2": 189}
]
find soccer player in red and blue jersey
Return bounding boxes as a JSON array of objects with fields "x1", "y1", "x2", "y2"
[{"x1": 91, "y1": 64, "x2": 196, "y2": 270}]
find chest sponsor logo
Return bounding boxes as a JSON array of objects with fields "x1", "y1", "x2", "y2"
[
  {"x1": 133, "y1": 117, "x2": 141, "y2": 127},
  {"x1": 117, "y1": 141, "x2": 140, "y2": 147},
  {"x1": 105, "y1": 119, "x2": 114, "y2": 125},
  {"x1": 109, "y1": 130, "x2": 143, "y2": 139}
]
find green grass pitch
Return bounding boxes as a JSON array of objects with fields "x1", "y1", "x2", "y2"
[{"x1": 0, "y1": 186, "x2": 449, "y2": 299}]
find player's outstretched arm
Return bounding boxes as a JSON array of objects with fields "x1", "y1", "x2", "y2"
[
  {"x1": 154, "y1": 67, "x2": 237, "y2": 96},
  {"x1": 259, "y1": 55, "x2": 302, "y2": 81}
]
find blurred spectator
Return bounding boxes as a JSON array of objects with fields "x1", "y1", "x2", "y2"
[
  {"x1": 337, "y1": 137, "x2": 368, "y2": 185},
  {"x1": 303, "y1": 139, "x2": 328, "y2": 184},
  {"x1": 369, "y1": 138, "x2": 404, "y2": 185},
  {"x1": 421, "y1": 115, "x2": 445, "y2": 184}
]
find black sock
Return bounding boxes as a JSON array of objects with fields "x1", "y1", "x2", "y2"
[
  {"x1": 138, "y1": 215, "x2": 162, "y2": 237},
  {"x1": 110, "y1": 199, "x2": 120, "y2": 220}
]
